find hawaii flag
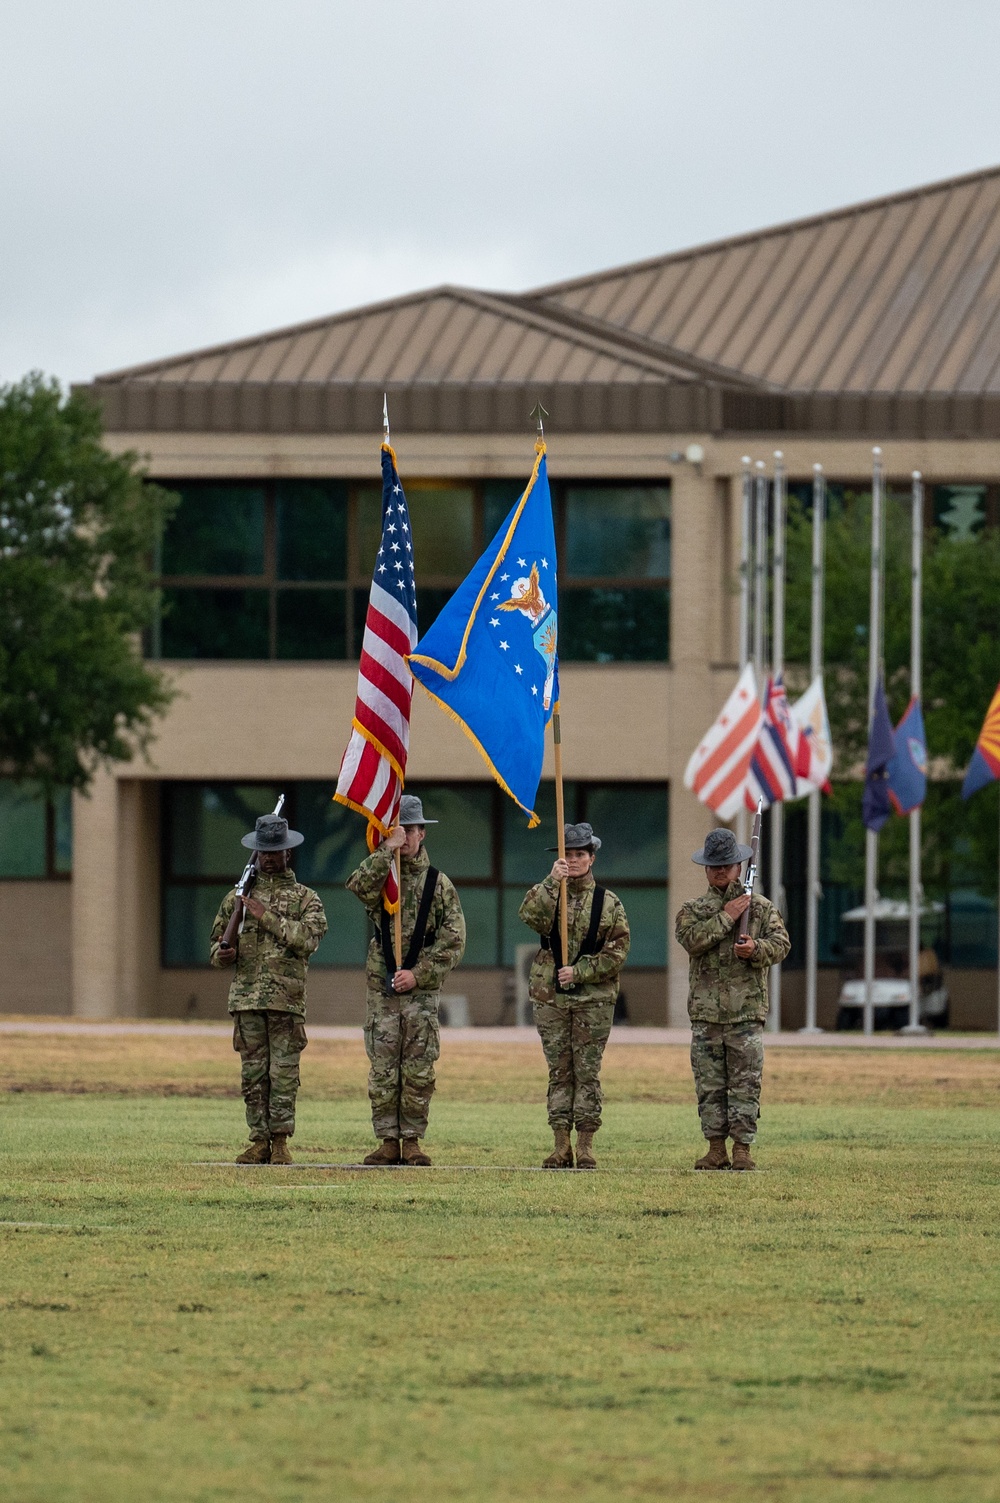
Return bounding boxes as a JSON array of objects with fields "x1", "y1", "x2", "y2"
[
  {"x1": 684, "y1": 664, "x2": 762, "y2": 819},
  {"x1": 745, "y1": 674, "x2": 801, "y2": 809},
  {"x1": 791, "y1": 675, "x2": 834, "y2": 795}
]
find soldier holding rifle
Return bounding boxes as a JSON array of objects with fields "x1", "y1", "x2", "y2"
[
  {"x1": 674, "y1": 823, "x2": 789, "y2": 1171},
  {"x1": 211, "y1": 808, "x2": 328, "y2": 1166}
]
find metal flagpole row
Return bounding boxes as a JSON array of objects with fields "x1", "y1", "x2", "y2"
[
  {"x1": 767, "y1": 452, "x2": 786, "y2": 1032},
  {"x1": 802, "y1": 463, "x2": 826, "y2": 1033},
  {"x1": 863, "y1": 447, "x2": 886, "y2": 1038}
]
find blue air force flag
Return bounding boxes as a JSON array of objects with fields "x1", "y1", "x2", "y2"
[{"x1": 408, "y1": 445, "x2": 558, "y2": 825}]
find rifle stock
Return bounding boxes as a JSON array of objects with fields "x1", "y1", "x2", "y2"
[
  {"x1": 738, "y1": 800, "x2": 764, "y2": 940},
  {"x1": 219, "y1": 794, "x2": 285, "y2": 952}
]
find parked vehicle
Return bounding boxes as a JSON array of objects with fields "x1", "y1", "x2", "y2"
[{"x1": 835, "y1": 899, "x2": 949, "y2": 1031}]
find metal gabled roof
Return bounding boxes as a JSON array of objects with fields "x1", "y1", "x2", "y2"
[{"x1": 534, "y1": 164, "x2": 1000, "y2": 396}]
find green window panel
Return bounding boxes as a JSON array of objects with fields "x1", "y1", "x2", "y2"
[
  {"x1": 621, "y1": 887, "x2": 669, "y2": 966},
  {"x1": 406, "y1": 785, "x2": 494, "y2": 879},
  {"x1": 565, "y1": 485, "x2": 671, "y2": 579},
  {"x1": 483, "y1": 479, "x2": 529, "y2": 545},
  {"x1": 454, "y1": 885, "x2": 500, "y2": 966},
  {"x1": 52, "y1": 787, "x2": 72, "y2": 875},
  {"x1": 167, "y1": 784, "x2": 280, "y2": 878},
  {"x1": 502, "y1": 781, "x2": 577, "y2": 884},
  {"x1": 0, "y1": 783, "x2": 47, "y2": 877},
  {"x1": 293, "y1": 790, "x2": 371, "y2": 886},
  {"x1": 357, "y1": 484, "x2": 475, "y2": 578},
  {"x1": 160, "y1": 588, "x2": 270, "y2": 659},
  {"x1": 163, "y1": 884, "x2": 231, "y2": 965},
  {"x1": 582, "y1": 786, "x2": 667, "y2": 879},
  {"x1": 560, "y1": 587, "x2": 669, "y2": 662},
  {"x1": 161, "y1": 483, "x2": 266, "y2": 576},
  {"x1": 311, "y1": 887, "x2": 372, "y2": 966},
  {"x1": 501, "y1": 886, "x2": 543, "y2": 965},
  {"x1": 275, "y1": 481, "x2": 348, "y2": 580},
  {"x1": 276, "y1": 589, "x2": 347, "y2": 660}
]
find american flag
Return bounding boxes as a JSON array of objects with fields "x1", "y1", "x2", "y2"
[{"x1": 334, "y1": 443, "x2": 418, "y2": 910}]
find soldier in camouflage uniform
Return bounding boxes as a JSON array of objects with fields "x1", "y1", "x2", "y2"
[
  {"x1": 211, "y1": 813, "x2": 328, "y2": 1166},
  {"x1": 347, "y1": 794, "x2": 466, "y2": 1167},
  {"x1": 519, "y1": 822, "x2": 630, "y2": 1170},
  {"x1": 674, "y1": 827, "x2": 790, "y2": 1171}
]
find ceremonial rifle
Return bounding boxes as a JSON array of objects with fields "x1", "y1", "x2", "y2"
[
  {"x1": 738, "y1": 799, "x2": 763, "y2": 942},
  {"x1": 220, "y1": 794, "x2": 285, "y2": 951}
]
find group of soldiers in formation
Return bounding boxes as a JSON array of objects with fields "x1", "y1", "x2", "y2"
[{"x1": 210, "y1": 802, "x2": 790, "y2": 1172}]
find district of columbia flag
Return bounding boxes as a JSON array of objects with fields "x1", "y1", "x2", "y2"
[
  {"x1": 683, "y1": 663, "x2": 762, "y2": 820},
  {"x1": 962, "y1": 680, "x2": 1000, "y2": 799},
  {"x1": 334, "y1": 442, "x2": 418, "y2": 910},
  {"x1": 745, "y1": 674, "x2": 800, "y2": 810},
  {"x1": 791, "y1": 675, "x2": 833, "y2": 795}
]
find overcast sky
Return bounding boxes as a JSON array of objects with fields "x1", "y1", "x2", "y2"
[{"x1": 3, "y1": 0, "x2": 1000, "y2": 385}]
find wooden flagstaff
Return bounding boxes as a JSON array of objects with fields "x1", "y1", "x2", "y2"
[
  {"x1": 384, "y1": 392, "x2": 404, "y2": 974},
  {"x1": 531, "y1": 399, "x2": 570, "y2": 964}
]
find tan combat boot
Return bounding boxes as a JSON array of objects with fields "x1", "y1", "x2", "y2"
[
  {"x1": 363, "y1": 1138, "x2": 401, "y2": 1166},
  {"x1": 694, "y1": 1138, "x2": 730, "y2": 1170},
  {"x1": 269, "y1": 1135, "x2": 293, "y2": 1165},
  {"x1": 235, "y1": 1138, "x2": 271, "y2": 1165},
  {"x1": 542, "y1": 1127, "x2": 574, "y2": 1169},
  {"x1": 731, "y1": 1141, "x2": 756, "y2": 1171},
  {"x1": 401, "y1": 1138, "x2": 432, "y2": 1166},
  {"x1": 575, "y1": 1130, "x2": 597, "y2": 1170}
]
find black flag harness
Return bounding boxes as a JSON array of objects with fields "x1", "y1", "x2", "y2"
[
  {"x1": 378, "y1": 867, "x2": 440, "y2": 994},
  {"x1": 540, "y1": 885, "x2": 607, "y2": 993}
]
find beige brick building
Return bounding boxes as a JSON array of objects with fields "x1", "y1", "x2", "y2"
[{"x1": 7, "y1": 165, "x2": 1000, "y2": 1026}]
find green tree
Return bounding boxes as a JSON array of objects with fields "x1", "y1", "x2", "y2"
[{"x1": 0, "y1": 375, "x2": 176, "y2": 791}]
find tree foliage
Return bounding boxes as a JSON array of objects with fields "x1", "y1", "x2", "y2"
[{"x1": 0, "y1": 375, "x2": 176, "y2": 792}]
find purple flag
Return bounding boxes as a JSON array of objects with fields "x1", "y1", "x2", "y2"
[{"x1": 862, "y1": 678, "x2": 896, "y2": 833}]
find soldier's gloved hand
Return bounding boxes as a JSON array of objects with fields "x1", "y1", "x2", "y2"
[
  {"x1": 217, "y1": 943, "x2": 237, "y2": 966},
  {"x1": 734, "y1": 936, "x2": 756, "y2": 960},
  {"x1": 393, "y1": 969, "x2": 417, "y2": 992},
  {"x1": 724, "y1": 893, "x2": 751, "y2": 921},
  {"x1": 243, "y1": 896, "x2": 266, "y2": 920},
  {"x1": 550, "y1": 859, "x2": 569, "y2": 881},
  {"x1": 557, "y1": 965, "x2": 576, "y2": 986},
  {"x1": 385, "y1": 825, "x2": 406, "y2": 851}
]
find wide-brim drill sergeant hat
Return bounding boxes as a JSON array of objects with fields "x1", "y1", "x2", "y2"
[
  {"x1": 398, "y1": 794, "x2": 438, "y2": 826},
  {"x1": 692, "y1": 827, "x2": 752, "y2": 866},
  {"x1": 546, "y1": 821, "x2": 602, "y2": 852},
  {"x1": 241, "y1": 815, "x2": 305, "y2": 851}
]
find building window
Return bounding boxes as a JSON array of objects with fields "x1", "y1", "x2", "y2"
[
  {"x1": 160, "y1": 780, "x2": 668, "y2": 968},
  {"x1": 151, "y1": 478, "x2": 670, "y2": 662},
  {"x1": 0, "y1": 783, "x2": 72, "y2": 879}
]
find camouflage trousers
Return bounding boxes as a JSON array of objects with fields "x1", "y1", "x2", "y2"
[
  {"x1": 364, "y1": 989, "x2": 440, "y2": 1140},
  {"x1": 534, "y1": 999, "x2": 615, "y2": 1132},
  {"x1": 690, "y1": 1021, "x2": 764, "y2": 1144},
  {"x1": 232, "y1": 1009, "x2": 308, "y2": 1139}
]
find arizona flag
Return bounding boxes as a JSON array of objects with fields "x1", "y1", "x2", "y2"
[
  {"x1": 684, "y1": 664, "x2": 762, "y2": 820},
  {"x1": 962, "y1": 680, "x2": 1000, "y2": 799},
  {"x1": 790, "y1": 675, "x2": 833, "y2": 795},
  {"x1": 745, "y1": 674, "x2": 800, "y2": 809},
  {"x1": 887, "y1": 697, "x2": 928, "y2": 814}
]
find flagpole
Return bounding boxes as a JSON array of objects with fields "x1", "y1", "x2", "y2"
[
  {"x1": 901, "y1": 470, "x2": 927, "y2": 1034},
  {"x1": 736, "y1": 458, "x2": 753, "y2": 848},
  {"x1": 382, "y1": 392, "x2": 404, "y2": 973},
  {"x1": 753, "y1": 460, "x2": 767, "y2": 691},
  {"x1": 767, "y1": 451, "x2": 786, "y2": 1032},
  {"x1": 802, "y1": 463, "x2": 826, "y2": 1033},
  {"x1": 863, "y1": 447, "x2": 885, "y2": 1038}
]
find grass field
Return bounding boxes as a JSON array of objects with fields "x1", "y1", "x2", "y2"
[{"x1": 2, "y1": 1032, "x2": 1000, "y2": 1502}]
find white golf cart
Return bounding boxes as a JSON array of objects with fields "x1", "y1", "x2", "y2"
[{"x1": 835, "y1": 898, "x2": 949, "y2": 1031}]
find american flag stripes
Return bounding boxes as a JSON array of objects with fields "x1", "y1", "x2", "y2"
[{"x1": 334, "y1": 443, "x2": 418, "y2": 910}]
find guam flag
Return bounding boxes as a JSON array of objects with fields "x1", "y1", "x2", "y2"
[
  {"x1": 408, "y1": 444, "x2": 558, "y2": 825},
  {"x1": 962, "y1": 681, "x2": 1000, "y2": 799},
  {"x1": 887, "y1": 697, "x2": 928, "y2": 814}
]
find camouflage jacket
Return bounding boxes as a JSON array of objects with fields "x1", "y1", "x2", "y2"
[
  {"x1": 519, "y1": 873, "x2": 630, "y2": 1008},
  {"x1": 346, "y1": 843, "x2": 466, "y2": 996},
  {"x1": 209, "y1": 869, "x2": 328, "y2": 1016},
  {"x1": 674, "y1": 881, "x2": 790, "y2": 1024}
]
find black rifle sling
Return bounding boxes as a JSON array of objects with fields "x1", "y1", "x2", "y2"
[
  {"x1": 379, "y1": 868, "x2": 440, "y2": 984},
  {"x1": 544, "y1": 886, "x2": 607, "y2": 991}
]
